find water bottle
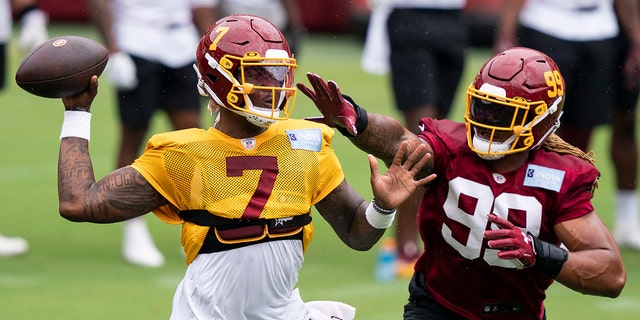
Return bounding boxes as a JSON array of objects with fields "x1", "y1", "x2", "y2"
[{"x1": 375, "y1": 238, "x2": 397, "y2": 282}]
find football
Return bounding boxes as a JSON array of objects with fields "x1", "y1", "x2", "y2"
[{"x1": 15, "y1": 36, "x2": 109, "y2": 98}]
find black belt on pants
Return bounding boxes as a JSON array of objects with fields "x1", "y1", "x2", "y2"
[{"x1": 179, "y1": 210, "x2": 310, "y2": 253}]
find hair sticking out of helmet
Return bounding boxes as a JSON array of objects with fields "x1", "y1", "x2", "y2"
[
  {"x1": 464, "y1": 47, "x2": 565, "y2": 160},
  {"x1": 193, "y1": 14, "x2": 298, "y2": 127}
]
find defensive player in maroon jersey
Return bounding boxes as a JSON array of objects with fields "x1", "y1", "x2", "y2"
[
  {"x1": 54, "y1": 14, "x2": 435, "y2": 319},
  {"x1": 298, "y1": 47, "x2": 626, "y2": 320}
]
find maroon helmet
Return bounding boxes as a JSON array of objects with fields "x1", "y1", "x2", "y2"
[
  {"x1": 465, "y1": 47, "x2": 565, "y2": 159},
  {"x1": 194, "y1": 14, "x2": 298, "y2": 127}
]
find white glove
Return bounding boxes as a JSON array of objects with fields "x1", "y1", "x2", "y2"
[
  {"x1": 106, "y1": 52, "x2": 138, "y2": 90},
  {"x1": 19, "y1": 9, "x2": 48, "y2": 52}
]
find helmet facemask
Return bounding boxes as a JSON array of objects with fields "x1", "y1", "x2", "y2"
[{"x1": 195, "y1": 49, "x2": 297, "y2": 128}]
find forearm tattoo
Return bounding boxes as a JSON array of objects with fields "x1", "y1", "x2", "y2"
[
  {"x1": 58, "y1": 138, "x2": 95, "y2": 203},
  {"x1": 58, "y1": 137, "x2": 167, "y2": 222}
]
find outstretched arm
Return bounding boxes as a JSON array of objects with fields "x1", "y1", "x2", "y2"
[
  {"x1": 58, "y1": 76, "x2": 168, "y2": 223},
  {"x1": 316, "y1": 142, "x2": 436, "y2": 250},
  {"x1": 297, "y1": 72, "x2": 434, "y2": 178}
]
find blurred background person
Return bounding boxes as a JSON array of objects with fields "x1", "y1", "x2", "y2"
[
  {"x1": 0, "y1": 0, "x2": 48, "y2": 257},
  {"x1": 494, "y1": 0, "x2": 617, "y2": 151},
  {"x1": 85, "y1": 0, "x2": 216, "y2": 267},
  {"x1": 1, "y1": 0, "x2": 47, "y2": 90},
  {"x1": 610, "y1": 0, "x2": 640, "y2": 249},
  {"x1": 212, "y1": 0, "x2": 305, "y2": 57},
  {"x1": 361, "y1": 0, "x2": 468, "y2": 278},
  {"x1": 494, "y1": 0, "x2": 640, "y2": 250}
]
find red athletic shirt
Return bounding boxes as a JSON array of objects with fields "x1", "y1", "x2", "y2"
[{"x1": 414, "y1": 118, "x2": 600, "y2": 320}]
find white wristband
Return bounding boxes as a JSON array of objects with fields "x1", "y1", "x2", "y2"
[
  {"x1": 60, "y1": 111, "x2": 91, "y2": 141},
  {"x1": 365, "y1": 201, "x2": 396, "y2": 229}
]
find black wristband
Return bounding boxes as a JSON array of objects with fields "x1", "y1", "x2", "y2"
[
  {"x1": 528, "y1": 232, "x2": 568, "y2": 278},
  {"x1": 335, "y1": 94, "x2": 368, "y2": 137},
  {"x1": 65, "y1": 107, "x2": 90, "y2": 112},
  {"x1": 17, "y1": 5, "x2": 38, "y2": 21}
]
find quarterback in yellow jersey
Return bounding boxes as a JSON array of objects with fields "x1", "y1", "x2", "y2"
[
  {"x1": 55, "y1": 14, "x2": 435, "y2": 319},
  {"x1": 132, "y1": 119, "x2": 344, "y2": 264}
]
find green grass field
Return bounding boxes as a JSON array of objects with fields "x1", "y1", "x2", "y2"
[{"x1": 1, "y1": 23, "x2": 639, "y2": 319}]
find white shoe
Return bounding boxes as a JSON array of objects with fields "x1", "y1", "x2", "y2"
[
  {"x1": 614, "y1": 228, "x2": 640, "y2": 251},
  {"x1": 122, "y1": 218, "x2": 165, "y2": 267},
  {"x1": 0, "y1": 234, "x2": 28, "y2": 257}
]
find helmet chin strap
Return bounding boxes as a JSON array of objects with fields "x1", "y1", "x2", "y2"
[{"x1": 472, "y1": 134, "x2": 517, "y2": 160}]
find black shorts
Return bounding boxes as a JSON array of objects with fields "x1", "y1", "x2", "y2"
[
  {"x1": 404, "y1": 272, "x2": 547, "y2": 320},
  {"x1": 387, "y1": 9, "x2": 467, "y2": 114},
  {"x1": 518, "y1": 26, "x2": 616, "y2": 128},
  {"x1": 404, "y1": 272, "x2": 467, "y2": 320},
  {"x1": 117, "y1": 55, "x2": 202, "y2": 127}
]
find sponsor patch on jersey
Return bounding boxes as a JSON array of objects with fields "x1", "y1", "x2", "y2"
[
  {"x1": 523, "y1": 164, "x2": 565, "y2": 192},
  {"x1": 286, "y1": 129, "x2": 322, "y2": 152}
]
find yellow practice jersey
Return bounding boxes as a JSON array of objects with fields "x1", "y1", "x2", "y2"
[{"x1": 131, "y1": 119, "x2": 344, "y2": 264}]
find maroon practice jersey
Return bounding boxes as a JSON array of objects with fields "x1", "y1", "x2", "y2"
[{"x1": 414, "y1": 118, "x2": 600, "y2": 320}]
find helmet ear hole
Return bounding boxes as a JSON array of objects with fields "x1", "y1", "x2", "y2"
[{"x1": 206, "y1": 73, "x2": 219, "y2": 84}]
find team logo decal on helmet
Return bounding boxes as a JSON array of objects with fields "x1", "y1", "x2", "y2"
[
  {"x1": 464, "y1": 47, "x2": 565, "y2": 160},
  {"x1": 193, "y1": 14, "x2": 298, "y2": 127}
]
